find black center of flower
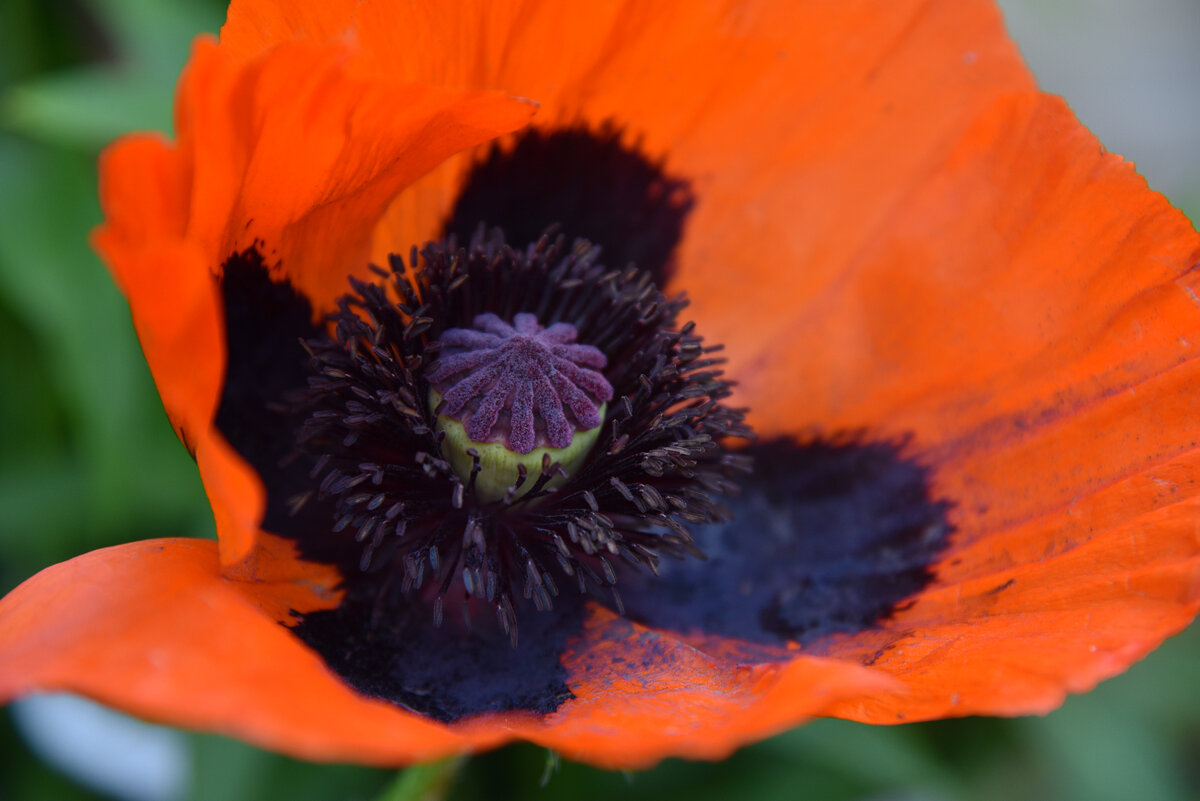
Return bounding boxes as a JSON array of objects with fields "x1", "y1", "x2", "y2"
[
  {"x1": 287, "y1": 230, "x2": 752, "y2": 642},
  {"x1": 213, "y1": 127, "x2": 953, "y2": 723}
]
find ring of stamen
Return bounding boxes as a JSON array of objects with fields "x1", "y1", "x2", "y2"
[{"x1": 288, "y1": 229, "x2": 753, "y2": 643}]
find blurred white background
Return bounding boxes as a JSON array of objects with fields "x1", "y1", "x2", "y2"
[{"x1": 999, "y1": 0, "x2": 1200, "y2": 212}]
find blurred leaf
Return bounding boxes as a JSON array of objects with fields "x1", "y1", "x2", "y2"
[
  {"x1": 0, "y1": 0, "x2": 103, "y2": 87},
  {"x1": 1014, "y1": 625, "x2": 1200, "y2": 801},
  {"x1": 189, "y1": 735, "x2": 389, "y2": 801},
  {"x1": 1024, "y1": 702, "x2": 1183, "y2": 801},
  {"x1": 762, "y1": 720, "x2": 957, "y2": 798},
  {"x1": 0, "y1": 133, "x2": 211, "y2": 573},
  {"x1": 0, "y1": 0, "x2": 224, "y2": 148},
  {"x1": 3, "y1": 71, "x2": 177, "y2": 150},
  {"x1": 0, "y1": 295, "x2": 72, "y2": 455},
  {"x1": 454, "y1": 739, "x2": 916, "y2": 801},
  {"x1": 87, "y1": 0, "x2": 225, "y2": 72}
]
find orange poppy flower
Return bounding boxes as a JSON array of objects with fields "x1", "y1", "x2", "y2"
[{"x1": 3, "y1": 0, "x2": 1200, "y2": 770}]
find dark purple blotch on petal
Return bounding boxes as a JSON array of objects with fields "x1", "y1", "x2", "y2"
[
  {"x1": 214, "y1": 248, "x2": 338, "y2": 546},
  {"x1": 442, "y1": 124, "x2": 694, "y2": 288},
  {"x1": 292, "y1": 588, "x2": 582, "y2": 722},
  {"x1": 614, "y1": 437, "x2": 952, "y2": 652}
]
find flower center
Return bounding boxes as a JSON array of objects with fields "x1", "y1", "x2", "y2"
[
  {"x1": 427, "y1": 312, "x2": 613, "y2": 502},
  {"x1": 288, "y1": 230, "x2": 752, "y2": 642}
]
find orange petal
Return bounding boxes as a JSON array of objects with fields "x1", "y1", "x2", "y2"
[
  {"x1": 0, "y1": 539, "x2": 512, "y2": 764},
  {"x1": 177, "y1": 36, "x2": 535, "y2": 312},
  {"x1": 92, "y1": 137, "x2": 222, "y2": 453},
  {"x1": 0, "y1": 541, "x2": 894, "y2": 768},
  {"x1": 521, "y1": 606, "x2": 896, "y2": 768},
  {"x1": 822, "y1": 482, "x2": 1200, "y2": 722},
  {"x1": 79, "y1": 0, "x2": 1200, "y2": 758},
  {"x1": 93, "y1": 135, "x2": 273, "y2": 568},
  {"x1": 307, "y1": 1, "x2": 1035, "y2": 298},
  {"x1": 730, "y1": 94, "x2": 1200, "y2": 720},
  {"x1": 736, "y1": 93, "x2": 1200, "y2": 444},
  {"x1": 220, "y1": 0, "x2": 358, "y2": 58},
  {"x1": 94, "y1": 34, "x2": 534, "y2": 567}
]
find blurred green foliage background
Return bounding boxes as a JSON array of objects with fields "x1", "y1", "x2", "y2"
[{"x1": 2, "y1": 1, "x2": 1199, "y2": 800}]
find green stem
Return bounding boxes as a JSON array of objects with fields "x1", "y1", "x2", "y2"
[{"x1": 377, "y1": 756, "x2": 467, "y2": 801}]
